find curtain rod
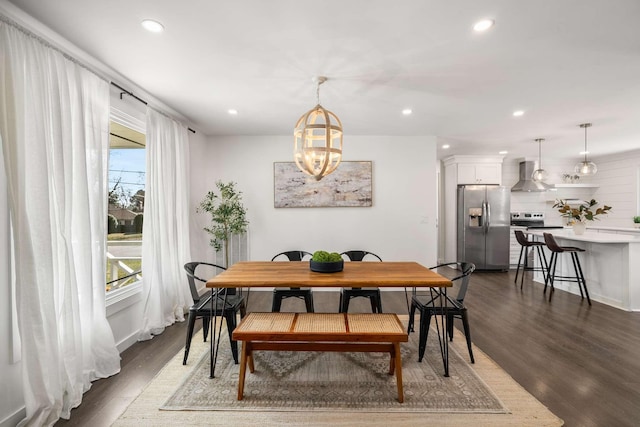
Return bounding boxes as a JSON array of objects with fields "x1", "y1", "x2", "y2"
[{"x1": 110, "y1": 82, "x2": 196, "y2": 134}]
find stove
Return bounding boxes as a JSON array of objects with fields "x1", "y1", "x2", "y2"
[{"x1": 510, "y1": 212, "x2": 545, "y2": 227}]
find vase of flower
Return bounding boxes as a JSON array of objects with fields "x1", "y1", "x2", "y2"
[
  {"x1": 554, "y1": 199, "x2": 612, "y2": 232},
  {"x1": 572, "y1": 221, "x2": 586, "y2": 235}
]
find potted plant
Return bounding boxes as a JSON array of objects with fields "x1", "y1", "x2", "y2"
[
  {"x1": 197, "y1": 181, "x2": 249, "y2": 267},
  {"x1": 634, "y1": 216, "x2": 640, "y2": 228},
  {"x1": 553, "y1": 199, "x2": 611, "y2": 235},
  {"x1": 310, "y1": 250, "x2": 344, "y2": 273}
]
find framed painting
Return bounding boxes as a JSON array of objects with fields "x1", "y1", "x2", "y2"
[{"x1": 274, "y1": 161, "x2": 373, "y2": 208}]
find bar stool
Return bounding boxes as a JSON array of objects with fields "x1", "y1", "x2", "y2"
[
  {"x1": 513, "y1": 230, "x2": 549, "y2": 289},
  {"x1": 542, "y1": 233, "x2": 591, "y2": 305}
]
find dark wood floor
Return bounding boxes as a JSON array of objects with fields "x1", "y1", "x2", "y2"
[{"x1": 55, "y1": 271, "x2": 640, "y2": 427}]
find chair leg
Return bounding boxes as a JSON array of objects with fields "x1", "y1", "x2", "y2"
[
  {"x1": 369, "y1": 295, "x2": 378, "y2": 313},
  {"x1": 375, "y1": 291, "x2": 383, "y2": 313},
  {"x1": 569, "y1": 252, "x2": 585, "y2": 299},
  {"x1": 408, "y1": 300, "x2": 416, "y2": 334},
  {"x1": 460, "y1": 310, "x2": 475, "y2": 363},
  {"x1": 202, "y1": 316, "x2": 210, "y2": 342},
  {"x1": 572, "y1": 252, "x2": 591, "y2": 305},
  {"x1": 338, "y1": 290, "x2": 344, "y2": 313},
  {"x1": 305, "y1": 292, "x2": 315, "y2": 313},
  {"x1": 183, "y1": 311, "x2": 198, "y2": 365},
  {"x1": 447, "y1": 313, "x2": 454, "y2": 341},
  {"x1": 341, "y1": 291, "x2": 351, "y2": 313},
  {"x1": 537, "y1": 245, "x2": 549, "y2": 284},
  {"x1": 514, "y1": 245, "x2": 524, "y2": 284},
  {"x1": 547, "y1": 253, "x2": 558, "y2": 301},
  {"x1": 225, "y1": 312, "x2": 239, "y2": 364},
  {"x1": 418, "y1": 311, "x2": 433, "y2": 363},
  {"x1": 545, "y1": 253, "x2": 557, "y2": 293},
  {"x1": 272, "y1": 291, "x2": 282, "y2": 312},
  {"x1": 543, "y1": 252, "x2": 551, "y2": 292},
  {"x1": 520, "y1": 246, "x2": 529, "y2": 289}
]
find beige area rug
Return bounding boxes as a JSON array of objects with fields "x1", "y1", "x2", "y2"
[
  {"x1": 162, "y1": 326, "x2": 505, "y2": 413},
  {"x1": 114, "y1": 317, "x2": 563, "y2": 427}
]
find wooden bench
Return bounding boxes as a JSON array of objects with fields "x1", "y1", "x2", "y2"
[{"x1": 232, "y1": 312, "x2": 409, "y2": 402}]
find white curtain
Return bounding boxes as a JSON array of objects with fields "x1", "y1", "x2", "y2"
[
  {"x1": 0, "y1": 20, "x2": 120, "y2": 426},
  {"x1": 138, "y1": 108, "x2": 192, "y2": 340}
]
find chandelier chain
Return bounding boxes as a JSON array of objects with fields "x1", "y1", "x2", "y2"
[
  {"x1": 584, "y1": 125, "x2": 588, "y2": 162},
  {"x1": 538, "y1": 139, "x2": 543, "y2": 168}
]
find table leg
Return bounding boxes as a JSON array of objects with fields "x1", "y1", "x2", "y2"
[
  {"x1": 441, "y1": 287, "x2": 449, "y2": 376},
  {"x1": 430, "y1": 287, "x2": 449, "y2": 377},
  {"x1": 209, "y1": 288, "x2": 228, "y2": 378}
]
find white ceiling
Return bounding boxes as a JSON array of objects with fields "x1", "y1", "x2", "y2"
[{"x1": 6, "y1": 0, "x2": 640, "y2": 160}]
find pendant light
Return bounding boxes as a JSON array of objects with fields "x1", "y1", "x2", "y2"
[
  {"x1": 574, "y1": 123, "x2": 597, "y2": 175},
  {"x1": 293, "y1": 76, "x2": 343, "y2": 181},
  {"x1": 531, "y1": 138, "x2": 549, "y2": 182}
]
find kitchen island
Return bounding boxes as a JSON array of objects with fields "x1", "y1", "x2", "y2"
[{"x1": 525, "y1": 229, "x2": 640, "y2": 311}]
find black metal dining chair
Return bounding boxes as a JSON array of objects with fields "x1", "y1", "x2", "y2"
[
  {"x1": 183, "y1": 262, "x2": 246, "y2": 365},
  {"x1": 271, "y1": 250, "x2": 315, "y2": 312},
  {"x1": 407, "y1": 262, "x2": 476, "y2": 363},
  {"x1": 338, "y1": 250, "x2": 383, "y2": 313}
]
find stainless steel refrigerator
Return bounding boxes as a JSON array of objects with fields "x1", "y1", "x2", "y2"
[{"x1": 457, "y1": 185, "x2": 510, "y2": 270}]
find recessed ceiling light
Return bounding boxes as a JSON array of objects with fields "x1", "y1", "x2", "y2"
[
  {"x1": 402, "y1": 108, "x2": 412, "y2": 115},
  {"x1": 442, "y1": 144, "x2": 450, "y2": 149},
  {"x1": 473, "y1": 19, "x2": 494, "y2": 32},
  {"x1": 228, "y1": 109, "x2": 238, "y2": 115},
  {"x1": 141, "y1": 19, "x2": 164, "y2": 33},
  {"x1": 499, "y1": 151, "x2": 508, "y2": 154},
  {"x1": 512, "y1": 110, "x2": 524, "y2": 117}
]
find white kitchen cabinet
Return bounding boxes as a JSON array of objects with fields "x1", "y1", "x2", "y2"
[{"x1": 457, "y1": 162, "x2": 502, "y2": 184}]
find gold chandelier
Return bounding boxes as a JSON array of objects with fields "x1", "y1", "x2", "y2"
[{"x1": 293, "y1": 76, "x2": 343, "y2": 181}]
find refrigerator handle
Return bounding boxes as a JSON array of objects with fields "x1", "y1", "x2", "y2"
[{"x1": 484, "y1": 201, "x2": 491, "y2": 231}]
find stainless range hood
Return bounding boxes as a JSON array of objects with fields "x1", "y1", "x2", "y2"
[{"x1": 511, "y1": 161, "x2": 553, "y2": 192}]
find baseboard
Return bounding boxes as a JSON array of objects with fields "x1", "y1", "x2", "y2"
[
  {"x1": 116, "y1": 329, "x2": 141, "y2": 353},
  {"x1": 0, "y1": 405, "x2": 25, "y2": 427}
]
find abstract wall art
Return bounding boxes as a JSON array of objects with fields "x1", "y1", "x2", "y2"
[{"x1": 274, "y1": 161, "x2": 373, "y2": 208}]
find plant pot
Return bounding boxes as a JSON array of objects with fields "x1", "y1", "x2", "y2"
[
  {"x1": 573, "y1": 222, "x2": 586, "y2": 235},
  {"x1": 310, "y1": 260, "x2": 344, "y2": 273}
]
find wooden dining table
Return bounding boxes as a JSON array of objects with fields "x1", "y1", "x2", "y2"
[{"x1": 205, "y1": 261, "x2": 453, "y2": 378}]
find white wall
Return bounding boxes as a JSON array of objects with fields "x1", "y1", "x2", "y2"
[
  {"x1": 188, "y1": 131, "x2": 215, "y2": 262},
  {"x1": 189, "y1": 135, "x2": 439, "y2": 272},
  {"x1": 589, "y1": 149, "x2": 640, "y2": 227}
]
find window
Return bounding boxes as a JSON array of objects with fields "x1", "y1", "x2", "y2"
[{"x1": 106, "y1": 120, "x2": 145, "y2": 292}]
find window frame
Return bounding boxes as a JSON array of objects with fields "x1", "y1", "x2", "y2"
[{"x1": 106, "y1": 107, "x2": 145, "y2": 304}]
